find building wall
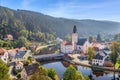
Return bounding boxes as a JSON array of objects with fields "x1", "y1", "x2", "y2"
[
  {"x1": 92, "y1": 59, "x2": 104, "y2": 66},
  {"x1": 61, "y1": 44, "x2": 73, "y2": 53},
  {"x1": 13, "y1": 58, "x2": 26, "y2": 62},
  {"x1": 72, "y1": 33, "x2": 78, "y2": 50},
  {"x1": 15, "y1": 63, "x2": 23, "y2": 70},
  {"x1": 21, "y1": 68, "x2": 28, "y2": 80},
  {"x1": 8, "y1": 52, "x2": 16, "y2": 61},
  {"x1": 77, "y1": 41, "x2": 91, "y2": 53},
  {"x1": 0, "y1": 52, "x2": 8, "y2": 63}
]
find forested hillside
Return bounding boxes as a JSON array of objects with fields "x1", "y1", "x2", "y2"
[{"x1": 0, "y1": 6, "x2": 120, "y2": 41}]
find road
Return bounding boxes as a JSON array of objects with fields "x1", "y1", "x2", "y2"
[{"x1": 36, "y1": 44, "x2": 55, "y2": 51}]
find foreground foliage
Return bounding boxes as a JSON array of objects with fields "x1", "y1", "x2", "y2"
[
  {"x1": 30, "y1": 66, "x2": 59, "y2": 80},
  {"x1": 48, "y1": 68, "x2": 59, "y2": 80},
  {"x1": 63, "y1": 65, "x2": 89, "y2": 80},
  {"x1": 0, "y1": 60, "x2": 11, "y2": 80}
]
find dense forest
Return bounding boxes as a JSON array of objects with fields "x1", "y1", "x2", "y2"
[{"x1": 1, "y1": 6, "x2": 120, "y2": 42}]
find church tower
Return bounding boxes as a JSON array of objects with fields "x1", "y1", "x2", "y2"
[{"x1": 72, "y1": 25, "x2": 78, "y2": 50}]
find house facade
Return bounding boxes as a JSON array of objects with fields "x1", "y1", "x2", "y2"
[
  {"x1": 21, "y1": 64, "x2": 38, "y2": 80},
  {"x1": 76, "y1": 38, "x2": 91, "y2": 53},
  {"x1": 92, "y1": 51, "x2": 108, "y2": 66},
  {"x1": 0, "y1": 48, "x2": 8, "y2": 63},
  {"x1": 0, "y1": 52, "x2": 8, "y2": 63},
  {"x1": 61, "y1": 41, "x2": 73, "y2": 53},
  {"x1": 15, "y1": 61, "x2": 23, "y2": 70},
  {"x1": 8, "y1": 48, "x2": 19, "y2": 61}
]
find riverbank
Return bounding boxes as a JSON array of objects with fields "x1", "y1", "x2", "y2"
[
  {"x1": 42, "y1": 61, "x2": 119, "y2": 80},
  {"x1": 35, "y1": 53, "x2": 120, "y2": 72},
  {"x1": 64, "y1": 54, "x2": 120, "y2": 72}
]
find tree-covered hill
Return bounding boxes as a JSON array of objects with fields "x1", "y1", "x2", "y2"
[{"x1": 0, "y1": 6, "x2": 120, "y2": 41}]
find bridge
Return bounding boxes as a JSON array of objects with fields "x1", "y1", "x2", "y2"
[{"x1": 33, "y1": 53, "x2": 65, "y2": 61}]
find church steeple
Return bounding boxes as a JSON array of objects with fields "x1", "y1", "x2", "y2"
[
  {"x1": 72, "y1": 25, "x2": 78, "y2": 50},
  {"x1": 73, "y1": 25, "x2": 77, "y2": 33}
]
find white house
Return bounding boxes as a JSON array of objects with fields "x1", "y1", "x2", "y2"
[
  {"x1": 8, "y1": 48, "x2": 19, "y2": 61},
  {"x1": 56, "y1": 37, "x2": 63, "y2": 44},
  {"x1": 0, "y1": 48, "x2": 8, "y2": 63},
  {"x1": 15, "y1": 61, "x2": 24, "y2": 70},
  {"x1": 4, "y1": 34, "x2": 13, "y2": 40},
  {"x1": 0, "y1": 52, "x2": 8, "y2": 63},
  {"x1": 92, "y1": 51, "x2": 108, "y2": 66},
  {"x1": 61, "y1": 25, "x2": 91, "y2": 53},
  {"x1": 61, "y1": 41, "x2": 73, "y2": 53}
]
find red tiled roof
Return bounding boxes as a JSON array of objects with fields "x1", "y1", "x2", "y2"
[
  {"x1": 0, "y1": 48, "x2": 6, "y2": 55},
  {"x1": 104, "y1": 61, "x2": 113, "y2": 67},
  {"x1": 20, "y1": 47, "x2": 26, "y2": 51},
  {"x1": 92, "y1": 42, "x2": 100, "y2": 47},
  {"x1": 7, "y1": 34, "x2": 13, "y2": 39},
  {"x1": 93, "y1": 47, "x2": 100, "y2": 51},
  {"x1": 8, "y1": 49, "x2": 18, "y2": 54},
  {"x1": 15, "y1": 61, "x2": 23, "y2": 65},
  {"x1": 62, "y1": 41, "x2": 72, "y2": 45}
]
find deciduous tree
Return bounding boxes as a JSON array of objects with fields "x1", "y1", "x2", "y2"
[
  {"x1": 48, "y1": 68, "x2": 59, "y2": 80},
  {"x1": 63, "y1": 65, "x2": 87, "y2": 80},
  {"x1": 87, "y1": 47, "x2": 96, "y2": 61}
]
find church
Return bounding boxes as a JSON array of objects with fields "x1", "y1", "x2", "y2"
[{"x1": 61, "y1": 25, "x2": 91, "y2": 53}]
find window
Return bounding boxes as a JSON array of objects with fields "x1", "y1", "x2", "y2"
[{"x1": 4, "y1": 58, "x2": 6, "y2": 61}]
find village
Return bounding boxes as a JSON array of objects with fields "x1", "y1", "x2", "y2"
[
  {"x1": 0, "y1": 25, "x2": 120, "y2": 80},
  {"x1": 61, "y1": 26, "x2": 113, "y2": 67}
]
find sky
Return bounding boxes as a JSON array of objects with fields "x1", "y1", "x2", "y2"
[{"x1": 0, "y1": 0, "x2": 120, "y2": 22}]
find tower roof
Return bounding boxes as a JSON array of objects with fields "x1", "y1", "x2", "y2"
[{"x1": 73, "y1": 25, "x2": 77, "y2": 33}]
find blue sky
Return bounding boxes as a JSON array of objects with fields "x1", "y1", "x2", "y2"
[{"x1": 0, "y1": 0, "x2": 120, "y2": 22}]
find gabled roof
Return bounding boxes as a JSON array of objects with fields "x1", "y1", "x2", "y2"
[
  {"x1": 103, "y1": 47, "x2": 110, "y2": 51},
  {"x1": 94, "y1": 53, "x2": 103, "y2": 60},
  {"x1": 62, "y1": 41, "x2": 72, "y2": 45},
  {"x1": 0, "y1": 48, "x2": 6, "y2": 55},
  {"x1": 15, "y1": 61, "x2": 23, "y2": 65},
  {"x1": 92, "y1": 42, "x2": 101, "y2": 47},
  {"x1": 24, "y1": 64, "x2": 38, "y2": 75},
  {"x1": 7, "y1": 34, "x2": 13, "y2": 39},
  {"x1": 20, "y1": 47, "x2": 26, "y2": 51},
  {"x1": 94, "y1": 51, "x2": 108, "y2": 60},
  {"x1": 15, "y1": 51, "x2": 26, "y2": 58},
  {"x1": 77, "y1": 38, "x2": 87, "y2": 45},
  {"x1": 8, "y1": 48, "x2": 18, "y2": 55}
]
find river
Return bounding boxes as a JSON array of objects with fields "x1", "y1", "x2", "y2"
[{"x1": 42, "y1": 61, "x2": 119, "y2": 80}]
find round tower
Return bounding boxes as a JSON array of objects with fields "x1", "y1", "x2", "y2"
[{"x1": 72, "y1": 25, "x2": 78, "y2": 50}]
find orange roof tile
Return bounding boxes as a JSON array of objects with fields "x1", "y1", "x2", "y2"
[
  {"x1": 62, "y1": 41, "x2": 72, "y2": 45},
  {"x1": 20, "y1": 47, "x2": 26, "y2": 51},
  {"x1": 0, "y1": 48, "x2": 6, "y2": 55}
]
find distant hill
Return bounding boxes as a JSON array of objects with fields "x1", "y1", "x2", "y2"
[{"x1": 0, "y1": 6, "x2": 120, "y2": 40}]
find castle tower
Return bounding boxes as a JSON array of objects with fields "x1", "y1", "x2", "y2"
[{"x1": 72, "y1": 25, "x2": 78, "y2": 50}]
